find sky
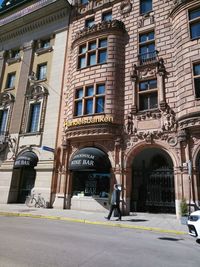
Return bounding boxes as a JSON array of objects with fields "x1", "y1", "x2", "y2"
[{"x1": 0, "y1": 0, "x2": 3, "y2": 6}]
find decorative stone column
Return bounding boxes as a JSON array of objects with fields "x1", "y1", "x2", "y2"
[
  {"x1": 157, "y1": 58, "x2": 166, "y2": 111},
  {"x1": 0, "y1": 50, "x2": 5, "y2": 88},
  {"x1": 10, "y1": 41, "x2": 34, "y2": 133},
  {"x1": 130, "y1": 64, "x2": 138, "y2": 114}
]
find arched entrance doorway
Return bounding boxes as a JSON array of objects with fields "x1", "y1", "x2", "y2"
[
  {"x1": 131, "y1": 148, "x2": 175, "y2": 213},
  {"x1": 8, "y1": 151, "x2": 38, "y2": 203}
]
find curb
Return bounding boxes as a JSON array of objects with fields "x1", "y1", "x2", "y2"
[{"x1": 0, "y1": 211, "x2": 187, "y2": 236}]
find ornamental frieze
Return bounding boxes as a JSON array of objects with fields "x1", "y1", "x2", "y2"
[
  {"x1": 75, "y1": 0, "x2": 120, "y2": 16},
  {"x1": 65, "y1": 123, "x2": 121, "y2": 139},
  {"x1": 179, "y1": 117, "x2": 200, "y2": 129},
  {"x1": 73, "y1": 20, "x2": 125, "y2": 45},
  {"x1": 125, "y1": 106, "x2": 177, "y2": 144}
]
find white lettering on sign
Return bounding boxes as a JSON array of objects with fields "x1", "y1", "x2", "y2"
[
  {"x1": 71, "y1": 160, "x2": 82, "y2": 165},
  {"x1": 82, "y1": 160, "x2": 94, "y2": 166},
  {"x1": 73, "y1": 154, "x2": 95, "y2": 160}
]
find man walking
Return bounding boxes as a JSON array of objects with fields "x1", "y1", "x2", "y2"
[{"x1": 105, "y1": 184, "x2": 122, "y2": 221}]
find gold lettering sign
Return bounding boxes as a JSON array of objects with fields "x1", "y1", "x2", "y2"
[{"x1": 64, "y1": 115, "x2": 114, "y2": 128}]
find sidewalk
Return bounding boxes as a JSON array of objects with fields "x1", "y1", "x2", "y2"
[{"x1": 0, "y1": 204, "x2": 188, "y2": 236}]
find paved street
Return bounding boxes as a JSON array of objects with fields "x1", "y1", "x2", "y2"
[{"x1": 0, "y1": 216, "x2": 199, "y2": 267}]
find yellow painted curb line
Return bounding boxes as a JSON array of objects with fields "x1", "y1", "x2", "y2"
[{"x1": 0, "y1": 211, "x2": 187, "y2": 236}]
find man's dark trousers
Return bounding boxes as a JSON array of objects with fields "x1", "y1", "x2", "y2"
[{"x1": 107, "y1": 204, "x2": 121, "y2": 220}]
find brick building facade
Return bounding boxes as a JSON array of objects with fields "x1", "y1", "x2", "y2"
[{"x1": 52, "y1": 0, "x2": 200, "y2": 218}]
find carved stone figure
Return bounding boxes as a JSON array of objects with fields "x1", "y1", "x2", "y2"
[
  {"x1": 161, "y1": 107, "x2": 177, "y2": 132},
  {"x1": 126, "y1": 114, "x2": 133, "y2": 134}
]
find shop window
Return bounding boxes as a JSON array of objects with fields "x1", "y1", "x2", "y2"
[
  {"x1": 27, "y1": 102, "x2": 41, "y2": 133},
  {"x1": 74, "y1": 84, "x2": 105, "y2": 116},
  {"x1": 72, "y1": 173, "x2": 110, "y2": 198},
  {"x1": 102, "y1": 11, "x2": 112, "y2": 22},
  {"x1": 0, "y1": 109, "x2": 8, "y2": 133},
  {"x1": 78, "y1": 38, "x2": 107, "y2": 69},
  {"x1": 139, "y1": 31, "x2": 156, "y2": 64},
  {"x1": 85, "y1": 17, "x2": 95, "y2": 28},
  {"x1": 193, "y1": 63, "x2": 200, "y2": 98},
  {"x1": 138, "y1": 79, "x2": 158, "y2": 111},
  {"x1": 189, "y1": 8, "x2": 200, "y2": 40},
  {"x1": 36, "y1": 63, "x2": 47, "y2": 80},
  {"x1": 6, "y1": 72, "x2": 16, "y2": 89}
]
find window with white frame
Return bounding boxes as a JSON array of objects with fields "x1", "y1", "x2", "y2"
[
  {"x1": 21, "y1": 85, "x2": 48, "y2": 135},
  {"x1": 36, "y1": 63, "x2": 47, "y2": 80},
  {"x1": 78, "y1": 38, "x2": 107, "y2": 69},
  {"x1": 0, "y1": 109, "x2": 8, "y2": 133},
  {"x1": 189, "y1": 8, "x2": 200, "y2": 40},
  {"x1": 74, "y1": 84, "x2": 105, "y2": 116},
  {"x1": 193, "y1": 63, "x2": 200, "y2": 98},
  {"x1": 138, "y1": 79, "x2": 158, "y2": 111},
  {"x1": 27, "y1": 102, "x2": 41, "y2": 133}
]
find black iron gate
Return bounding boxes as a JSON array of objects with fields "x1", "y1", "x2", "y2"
[{"x1": 132, "y1": 167, "x2": 175, "y2": 213}]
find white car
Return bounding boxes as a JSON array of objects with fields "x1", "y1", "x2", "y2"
[{"x1": 188, "y1": 210, "x2": 200, "y2": 242}]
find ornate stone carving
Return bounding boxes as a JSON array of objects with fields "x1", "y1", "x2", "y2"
[
  {"x1": 130, "y1": 64, "x2": 138, "y2": 81},
  {"x1": 158, "y1": 58, "x2": 166, "y2": 76},
  {"x1": 177, "y1": 129, "x2": 188, "y2": 143},
  {"x1": 120, "y1": 0, "x2": 132, "y2": 15},
  {"x1": 173, "y1": 0, "x2": 187, "y2": 6},
  {"x1": 26, "y1": 84, "x2": 48, "y2": 101},
  {"x1": 138, "y1": 68, "x2": 157, "y2": 79},
  {"x1": 73, "y1": 20, "x2": 125, "y2": 45},
  {"x1": 126, "y1": 113, "x2": 134, "y2": 135},
  {"x1": 138, "y1": 14, "x2": 155, "y2": 28},
  {"x1": 179, "y1": 117, "x2": 200, "y2": 129},
  {"x1": 7, "y1": 135, "x2": 17, "y2": 159},
  {"x1": 0, "y1": 92, "x2": 15, "y2": 107},
  {"x1": 76, "y1": 0, "x2": 119, "y2": 15},
  {"x1": 65, "y1": 123, "x2": 121, "y2": 139},
  {"x1": 125, "y1": 105, "x2": 177, "y2": 144},
  {"x1": 161, "y1": 106, "x2": 177, "y2": 132}
]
